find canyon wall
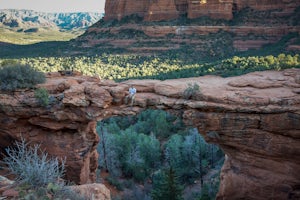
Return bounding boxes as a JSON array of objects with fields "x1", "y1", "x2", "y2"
[
  {"x1": 0, "y1": 69, "x2": 300, "y2": 199},
  {"x1": 104, "y1": 0, "x2": 299, "y2": 21},
  {"x1": 75, "y1": 0, "x2": 300, "y2": 54}
]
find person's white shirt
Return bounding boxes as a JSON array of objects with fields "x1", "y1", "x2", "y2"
[{"x1": 129, "y1": 87, "x2": 136, "y2": 96}]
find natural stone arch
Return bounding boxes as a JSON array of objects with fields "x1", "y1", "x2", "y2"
[{"x1": 0, "y1": 69, "x2": 299, "y2": 199}]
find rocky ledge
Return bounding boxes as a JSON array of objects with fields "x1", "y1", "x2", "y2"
[{"x1": 0, "y1": 69, "x2": 299, "y2": 199}]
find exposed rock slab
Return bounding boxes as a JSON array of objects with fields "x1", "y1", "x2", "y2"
[
  {"x1": 0, "y1": 175, "x2": 110, "y2": 199},
  {"x1": 0, "y1": 69, "x2": 299, "y2": 199},
  {"x1": 70, "y1": 183, "x2": 111, "y2": 200}
]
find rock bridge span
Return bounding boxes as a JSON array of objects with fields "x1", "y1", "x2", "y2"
[{"x1": 0, "y1": 68, "x2": 299, "y2": 199}]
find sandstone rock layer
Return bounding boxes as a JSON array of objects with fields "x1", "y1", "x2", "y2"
[
  {"x1": 104, "y1": 0, "x2": 299, "y2": 21},
  {"x1": 78, "y1": 0, "x2": 300, "y2": 54},
  {"x1": 0, "y1": 69, "x2": 300, "y2": 199}
]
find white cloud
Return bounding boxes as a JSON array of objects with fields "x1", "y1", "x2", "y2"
[{"x1": 0, "y1": 0, "x2": 105, "y2": 13}]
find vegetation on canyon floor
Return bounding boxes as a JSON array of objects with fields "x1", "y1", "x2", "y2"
[
  {"x1": 97, "y1": 109, "x2": 224, "y2": 200},
  {"x1": 1, "y1": 109, "x2": 223, "y2": 200},
  {"x1": 1, "y1": 53, "x2": 299, "y2": 82}
]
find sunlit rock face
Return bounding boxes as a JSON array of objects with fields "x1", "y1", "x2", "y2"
[
  {"x1": 79, "y1": 0, "x2": 300, "y2": 54},
  {"x1": 0, "y1": 69, "x2": 299, "y2": 199},
  {"x1": 104, "y1": 0, "x2": 299, "y2": 21}
]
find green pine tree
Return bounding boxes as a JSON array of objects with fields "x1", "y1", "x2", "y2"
[{"x1": 151, "y1": 168, "x2": 183, "y2": 200}]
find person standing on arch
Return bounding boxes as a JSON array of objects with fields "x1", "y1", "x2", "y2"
[{"x1": 125, "y1": 85, "x2": 136, "y2": 106}]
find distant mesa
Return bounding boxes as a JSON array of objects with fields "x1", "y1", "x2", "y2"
[{"x1": 0, "y1": 9, "x2": 103, "y2": 31}]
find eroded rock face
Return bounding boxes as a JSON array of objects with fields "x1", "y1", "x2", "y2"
[
  {"x1": 0, "y1": 69, "x2": 300, "y2": 199},
  {"x1": 104, "y1": 0, "x2": 299, "y2": 21},
  {"x1": 78, "y1": 0, "x2": 300, "y2": 53}
]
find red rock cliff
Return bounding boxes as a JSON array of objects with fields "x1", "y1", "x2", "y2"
[
  {"x1": 0, "y1": 69, "x2": 299, "y2": 199},
  {"x1": 76, "y1": 0, "x2": 300, "y2": 55},
  {"x1": 104, "y1": 0, "x2": 299, "y2": 21}
]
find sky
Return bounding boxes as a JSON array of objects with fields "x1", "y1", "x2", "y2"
[{"x1": 0, "y1": 0, "x2": 106, "y2": 13}]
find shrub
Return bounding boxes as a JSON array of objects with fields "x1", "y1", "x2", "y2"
[
  {"x1": 106, "y1": 176, "x2": 124, "y2": 191},
  {"x1": 0, "y1": 64, "x2": 45, "y2": 91},
  {"x1": 183, "y1": 82, "x2": 200, "y2": 99},
  {"x1": 34, "y1": 88, "x2": 50, "y2": 107},
  {"x1": 3, "y1": 138, "x2": 86, "y2": 199},
  {"x1": 3, "y1": 138, "x2": 65, "y2": 188},
  {"x1": 0, "y1": 59, "x2": 18, "y2": 66}
]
